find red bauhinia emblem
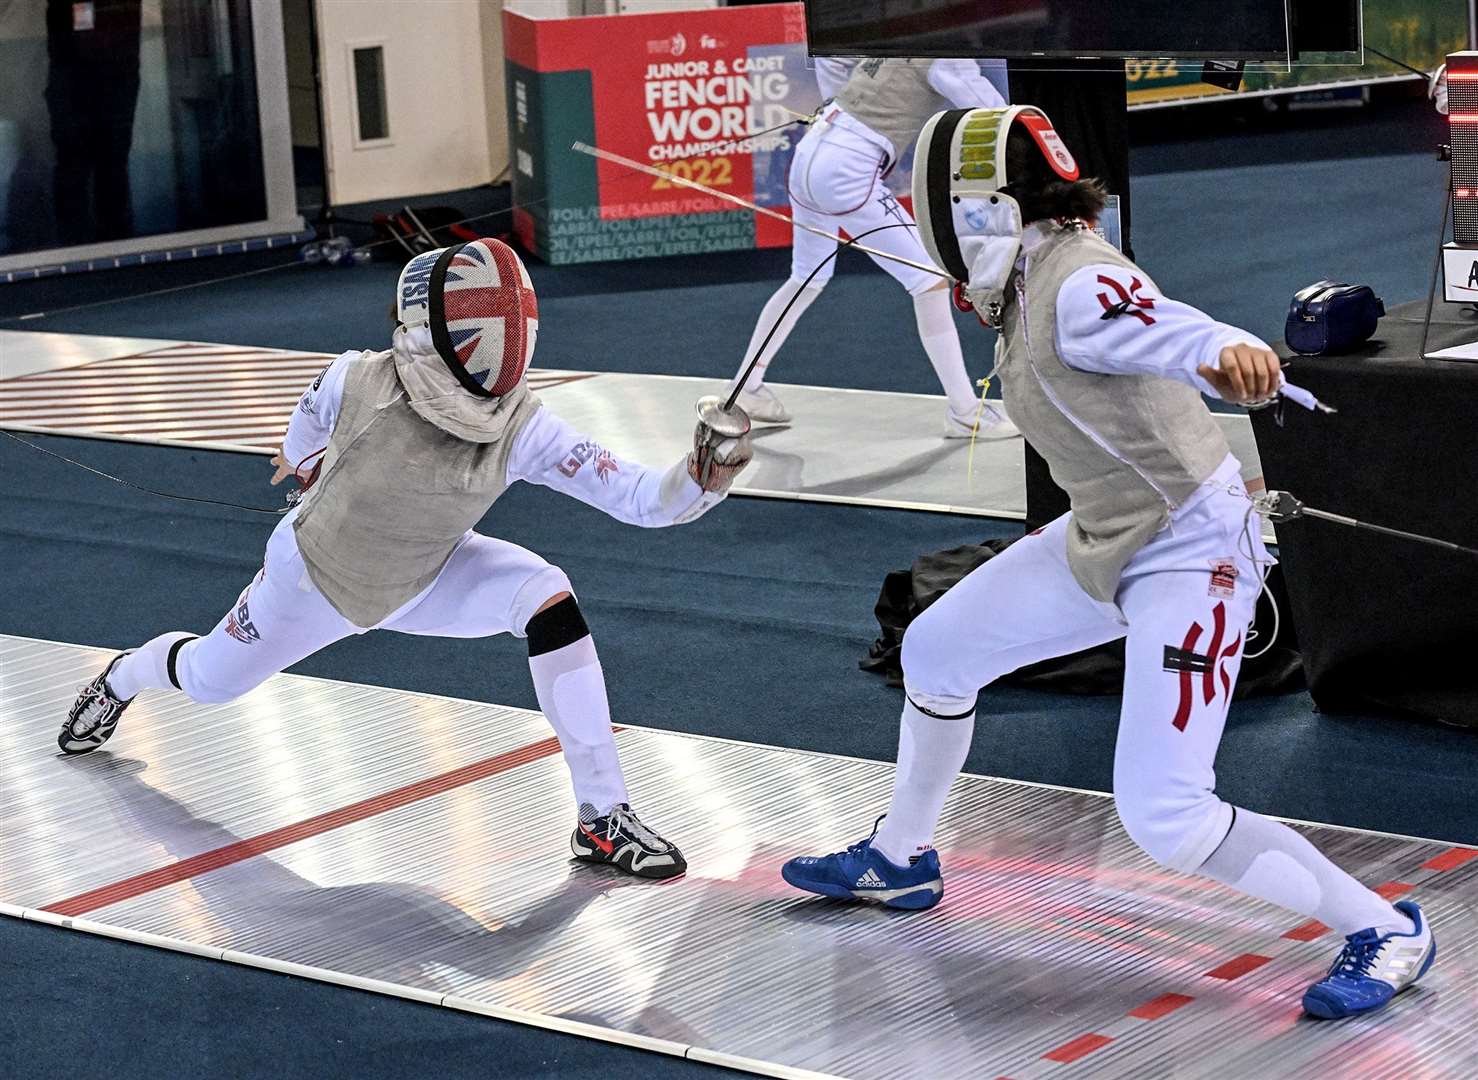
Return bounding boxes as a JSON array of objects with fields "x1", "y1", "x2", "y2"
[
  {"x1": 1164, "y1": 601, "x2": 1243, "y2": 730},
  {"x1": 1096, "y1": 274, "x2": 1156, "y2": 326}
]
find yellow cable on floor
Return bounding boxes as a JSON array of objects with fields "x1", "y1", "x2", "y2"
[{"x1": 965, "y1": 375, "x2": 992, "y2": 487}]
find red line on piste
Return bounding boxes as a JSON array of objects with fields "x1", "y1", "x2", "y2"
[
  {"x1": 1043, "y1": 1032, "x2": 1114, "y2": 1064},
  {"x1": 43, "y1": 734, "x2": 573, "y2": 917},
  {"x1": 1204, "y1": 953, "x2": 1273, "y2": 981},
  {"x1": 1422, "y1": 846, "x2": 1478, "y2": 872},
  {"x1": 1127, "y1": 992, "x2": 1195, "y2": 1020},
  {"x1": 1374, "y1": 881, "x2": 1414, "y2": 901},
  {"x1": 1003, "y1": 842, "x2": 1477, "y2": 1073}
]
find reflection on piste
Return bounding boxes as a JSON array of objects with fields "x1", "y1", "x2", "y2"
[
  {"x1": 745, "y1": 424, "x2": 806, "y2": 490},
  {"x1": 72, "y1": 754, "x2": 644, "y2": 993}
]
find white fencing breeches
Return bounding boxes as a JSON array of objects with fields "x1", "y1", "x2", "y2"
[
  {"x1": 901, "y1": 481, "x2": 1266, "y2": 872},
  {"x1": 892, "y1": 473, "x2": 1410, "y2": 935},
  {"x1": 152, "y1": 513, "x2": 570, "y2": 704},
  {"x1": 786, "y1": 114, "x2": 940, "y2": 296}
]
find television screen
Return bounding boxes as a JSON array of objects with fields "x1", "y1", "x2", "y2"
[
  {"x1": 804, "y1": 0, "x2": 1293, "y2": 61},
  {"x1": 1291, "y1": 0, "x2": 1361, "y2": 53}
]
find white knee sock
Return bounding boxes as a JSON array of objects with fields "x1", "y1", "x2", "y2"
[
  {"x1": 527, "y1": 635, "x2": 629, "y2": 815},
  {"x1": 734, "y1": 277, "x2": 824, "y2": 392},
  {"x1": 1198, "y1": 807, "x2": 1414, "y2": 936},
  {"x1": 872, "y1": 698, "x2": 975, "y2": 867},
  {"x1": 106, "y1": 632, "x2": 195, "y2": 700},
  {"x1": 912, "y1": 288, "x2": 979, "y2": 418}
]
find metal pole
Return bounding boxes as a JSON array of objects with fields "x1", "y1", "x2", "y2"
[
  {"x1": 305, "y1": 0, "x2": 332, "y2": 229},
  {"x1": 1420, "y1": 155, "x2": 1453, "y2": 360},
  {"x1": 1471, "y1": 0, "x2": 1477, "y2": 50}
]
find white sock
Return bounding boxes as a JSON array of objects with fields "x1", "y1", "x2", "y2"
[
  {"x1": 871, "y1": 698, "x2": 975, "y2": 867},
  {"x1": 734, "y1": 277, "x2": 824, "y2": 392},
  {"x1": 106, "y1": 632, "x2": 195, "y2": 700},
  {"x1": 913, "y1": 287, "x2": 979, "y2": 418},
  {"x1": 527, "y1": 634, "x2": 629, "y2": 815},
  {"x1": 1199, "y1": 807, "x2": 1414, "y2": 936}
]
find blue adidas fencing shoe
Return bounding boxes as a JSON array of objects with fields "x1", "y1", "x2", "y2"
[
  {"x1": 781, "y1": 817, "x2": 943, "y2": 910},
  {"x1": 1302, "y1": 900, "x2": 1435, "y2": 1019}
]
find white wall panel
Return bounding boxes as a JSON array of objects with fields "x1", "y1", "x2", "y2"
[{"x1": 315, "y1": 0, "x2": 492, "y2": 205}]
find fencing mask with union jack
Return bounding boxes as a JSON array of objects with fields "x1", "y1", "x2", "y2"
[{"x1": 395, "y1": 238, "x2": 538, "y2": 398}]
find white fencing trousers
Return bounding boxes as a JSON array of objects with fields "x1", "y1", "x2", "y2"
[
  {"x1": 786, "y1": 113, "x2": 940, "y2": 296},
  {"x1": 901, "y1": 483, "x2": 1267, "y2": 873},
  {"x1": 894, "y1": 485, "x2": 1407, "y2": 933},
  {"x1": 156, "y1": 512, "x2": 571, "y2": 705}
]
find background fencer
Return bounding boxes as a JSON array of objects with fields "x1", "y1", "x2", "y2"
[
  {"x1": 728, "y1": 58, "x2": 1019, "y2": 441},
  {"x1": 781, "y1": 107, "x2": 1435, "y2": 1020},
  {"x1": 60, "y1": 238, "x2": 753, "y2": 880}
]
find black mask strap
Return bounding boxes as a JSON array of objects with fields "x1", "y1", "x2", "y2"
[
  {"x1": 925, "y1": 108, "x2": 971, "y2": 283},
  {"x1": 427, "y1": 242, "x2": 495, "y2": 399}
]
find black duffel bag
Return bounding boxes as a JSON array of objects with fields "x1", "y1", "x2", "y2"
[{"x1": 860, "y1": 537, "x2": 1303, "y2": 699}]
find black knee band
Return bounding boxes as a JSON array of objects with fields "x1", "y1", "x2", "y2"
[
  {"x1": 906, "y1": 696, "x2": 975, "y2": 721},
  {"x1": 526, "y1": 597, "x2": 589, "y2": 657},
  {"x1": 166, "y1": 636, "x2": 197, "y2": 690}
]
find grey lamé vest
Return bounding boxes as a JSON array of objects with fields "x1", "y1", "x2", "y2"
[
  {"x1": 833, "y1": 58, "x2": 948, "y2": 166},
  {"x1": 997, "y1": 227, "x2": 1230, "y2": 602},
  {"x1": 293, "y1": 352, "x2": 540, "y2": 627}
]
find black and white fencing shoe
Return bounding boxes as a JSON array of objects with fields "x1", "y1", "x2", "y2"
[
  {"x1": 571, "y1": 802, "x2": 687, "y2": 879},
  {"x1": 58, "y1": 653, "x2": 134, "y2": 754}
]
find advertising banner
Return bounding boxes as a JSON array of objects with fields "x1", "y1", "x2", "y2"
[{"x1": 504, "y1": 3, "x2": 818, "y2": 264}]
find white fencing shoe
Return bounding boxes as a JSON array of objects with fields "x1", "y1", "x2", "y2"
[
  {"x1": 731, "y1": 384, "x2": 791, "y2": 425},
  {"x1": 59, "y1": 652, "x2": 135, "y2": 754},
  {"x1": 945, "y1": 402, "x2": 1019, "y2": 440},
  {"x1": 572, "y1": 802, "x2": 687, "y2": 879}
]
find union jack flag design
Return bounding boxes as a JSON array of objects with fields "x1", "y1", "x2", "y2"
[{"x1": 440, "y1": 239, "x2": 539, "y2": 397}]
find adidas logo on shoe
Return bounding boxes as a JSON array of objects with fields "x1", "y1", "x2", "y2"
[{"x1": 855, "y1": 868, "x2": 887, "y2": 889}]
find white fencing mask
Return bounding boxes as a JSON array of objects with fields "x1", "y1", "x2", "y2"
[
  {"x1": 913, "y1": 105, "x2": 1078, "y2": 322},
  {"x1": 395, "y1": 237, "x2": 538, "y2": 399}
]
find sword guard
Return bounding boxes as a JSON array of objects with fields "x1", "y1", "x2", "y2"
[
  {"x1": 1253, "y1": 489, "x2": 1304, "y2": 523},
  {"x1": 695, "y1": 394, "x2": 752, "y2": 440},
  {"x1": 693, "y1": 395, "x2": 752, "y2": 489}
]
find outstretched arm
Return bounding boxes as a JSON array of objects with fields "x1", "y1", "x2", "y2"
[
  {"x1": 927, "y1": 58, "x2": 1007, "y2": 109},
  {"x1": 506, "y1": 406, "x2": 747, "y2": 526},
  {"x1": 814, "y1": 57, "x2": 857, "y2": 101},
  {"x1": 272, "y1": 350, "x2": 356, "y2": 485},
  {"x1": 1054, "y1": 265, "x2": 1281, "y2": 405}
]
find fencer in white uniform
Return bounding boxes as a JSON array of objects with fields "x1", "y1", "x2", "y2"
[
  {"x1": 782, "y1": 107, "x2": 1436, "y2": 1020},
  {"x1": 730, "y1": 58, "x2": 1019, "y2": 440},
  {"x1": 810, "y1": 56, "x2": 857, "y2": 102},
  {"x1": 61, "y1": 237, "x2": 753, "y2": 880}
]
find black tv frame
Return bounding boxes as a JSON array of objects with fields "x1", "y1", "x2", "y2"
[{"x1": 802, "y1": 0, "x2": 1301, "y2": 62}]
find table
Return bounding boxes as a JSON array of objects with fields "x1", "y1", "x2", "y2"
[{"x1": 1251, "y1": 300, "x2": 1478, "y2": 725}]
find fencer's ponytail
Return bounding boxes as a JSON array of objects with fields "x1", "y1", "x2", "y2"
[{"x1": 1020, "y1": 177, "x2": 1109, "y2": 225}]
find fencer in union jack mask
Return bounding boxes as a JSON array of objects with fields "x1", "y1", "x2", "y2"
[
  {"x1": 62, "y1": 236, "x2": 751, "y2": 882},
  {"x1": 783, "y1": 112, "x2": 1437, "y2": 1021},
  {"x1": 396, "y1": 238, "x2": 537, "y2": 404}
]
